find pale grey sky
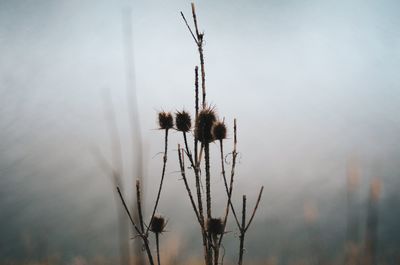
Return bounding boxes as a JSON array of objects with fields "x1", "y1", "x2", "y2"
[{"x1": 0, "y1": 0, "x2": 399, "y2": 261}]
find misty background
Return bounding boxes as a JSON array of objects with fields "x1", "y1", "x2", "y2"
[{"x1": 0, "y1": 0, "x2": 399, "y2": 263}]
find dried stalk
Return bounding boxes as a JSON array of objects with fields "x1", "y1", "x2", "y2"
[
  {"x1": 179, "y1": 4, "x2": 264, "y2": 265},
  {"x1": 178, "y1": 145, "x2": 201, "y2": 224},
  {"x1": 116, "y1": 186, "x2": 155, "y2": 265},
  {"x1": 237, "y1": 187, "x2": 264, "y2": 265},
  {"x1": 147, "y1": 128, "x2": 169, "y2": 235},
  {"x1": 136, "y1": 180, "x2": 145, "y2": 233},
  {"x1": 178, "y1": 145, "x2": 210, "y2": 265},
  {"x1": 156, "y1": 233, "x2": 161, "y2": 265},
  {"x1": 204, "y1": 142, "x2": 212, "y2": 220},
  {"x1": 238, "y1": 195, "x2": 247, "y2": 265}
]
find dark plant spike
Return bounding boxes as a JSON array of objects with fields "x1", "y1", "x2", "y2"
[
  {"x1": 195, "y1": 107, "x2": 217, "y2": 144},
  {"x1": 212, "y1": 120, "x2": 227, "y2": 141},
  {"x1": 150, "y1": 215, "x2": 166, "y2": 234},
  {"x1": 158, "y1": 111, "x2": 173, "y2": 130},
  {"x1": 175, "y1": 110, "x2": 192, "y2": 132},
  {"x1": 207, "y1": 217, "x2": 224, "y2": 236}
]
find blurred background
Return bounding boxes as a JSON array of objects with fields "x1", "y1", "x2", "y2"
[{"x1": 0, "y1": 0, "x2": 399, "y2": 264}]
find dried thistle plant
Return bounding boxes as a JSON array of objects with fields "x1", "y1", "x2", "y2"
[
  {"x1": 176, "y1": 3, "x2": 265, "y2": 265},
  {"x1": 110, "y1": 3, "x2": 264, "y2": 265}
]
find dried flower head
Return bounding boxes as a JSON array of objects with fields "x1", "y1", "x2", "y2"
[
  {"x1": 158, "y1": 112, "x2": 173, "y2": 130},
  {"x1": 195, "y1": 107, "x2": 216, "y2": 143},
  {"x1": 212, "y1": 120, "x2": 227, "y2": 141},
  {"x1": 207, "y1": 217, "x2": 224, "y2": 235},
  {"x1": 175, "y1": 110, "x2": 192, "y2": 132},
  {"x1": 150, "y1": 215, "x2": 166, "y2": 234}
]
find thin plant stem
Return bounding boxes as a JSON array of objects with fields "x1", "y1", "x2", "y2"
[
  {"x1": 245, "y1": 186, "x2": 264, "y2": 232},
  {"x1": 191, "y1": 3, "x2": 201, "y2": 40},
  {"x1": 183, "y1": 131, "x2": 205, "y2": 227},
  {"x1": 191, "y1": 3, "x2": 206, "y2": 108},
  {"x1": 178, "y1": 146, "x2": 201, "y2": 224},
  {"x1": 192, "y1": 66, "x2": 204, "y2": 228},
  {"x1": 116, "y1": 187, "x2": 155, "y2": 265},
  {"x1": 178, "y1": 146, "x2": 210, "y2": 265},
  {"x1": 183, "y1": 132, "x2": 196, "y2": 169},
  {"x1": 218, "y1": 138, "x2": 234, "y2": 246},
  {"x1": 238, "y1": 195, "x2": 246, "y2": 265},
  {"x1": 204, "y1": 142, "x2": 212, "y2": 220},
  {"x1": 222, "y1": 120, "x2": 241, "y2": 229},
  {"x1": 147, "y1": 129, "x2": 169, "y2": 235},
  {"x1": 156, "y1": 233, "x2": 161, "y2": 265},
  {"x1": 194, "y1": 66, "x2": 199, "y2": 167},
  {"x1": 213, "y1": 234, "x2": 219, "y2": 265},
  {"x1": 236, "y1": 188, "x2": 264, "y2": 265},
  {"x1": 180, "y1": 11, "x2": 198, "y2": 44},
  {"x1": 136, "y1": 180, "x2": 145, "y2": 233},
  {"x1": 204, "y1": 142, "x2": 214, "y2": 265}
]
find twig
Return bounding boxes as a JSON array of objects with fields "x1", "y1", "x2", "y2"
[
  {"x1": 191, "y1": 3, "x2": 201, "y2": 40},
  {"x1": 237, "y1": 188, "x2": 264, "y2": 265},
  {"x1": 178, "y1": 145, "x2": 201, "y2": 224},
  {"x1": 180, "y1": 12, "x2": 198, "y2": 44},
  {"x1": 238, "y1": 195, "x2": 247, "y2": 265},
  {"x1": 147, "y1": 129, "x2": 169, "y2": 234},
  {"x1": 116, "y1": 187, "x2": 155, "y2": 265},
  {"x1": 156, "y1": 233, "x2": 161, "y2": 265},
  {"x1": 194, "y1": 66, "x2": 199, "y2": 165},
  {"x1": 136, "y1": 180, "x2": 146, "y2": 233},
  {"x1": 245, "y1": 186, "x2": 264, "y2": 232},
  {"x1": 178, "y1": 145, "x2": 210, "y2": 265},
  {"x1": 218, "y1": 137, "x2": 235, "y2": 245},
  {"x1": 224, "y1": 120, "x2": 241, "y2": 228},
  {"x1": 204, "y1": 142, "x2": 212, "y2": 220},
  {"x1": 190, "y1": 3, "x2": 207, "y2": 108}
]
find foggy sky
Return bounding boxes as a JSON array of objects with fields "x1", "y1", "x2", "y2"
[{"x1": 0, "y1": 0, "x2": 399, "y2": 261}]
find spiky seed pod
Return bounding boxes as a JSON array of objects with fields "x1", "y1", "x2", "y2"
[
  {"x1": 207, "y1": 217, "x2": 224, "y2": 235},
  {"x1": 158, "y1": 112, "x2": 173, "y2": 130},
  {"x1": 175, "y1": 111, "x2": 192, "y2": 132},
  {"x1": 195, "y1": 107, "x2": 216, "y2": 143},
  {"x1": 212, "y1": 121, "x2": 227, "y2": 141},
  {"x1": 150, "y1": 215, "x2": 165, "y2": 234}
]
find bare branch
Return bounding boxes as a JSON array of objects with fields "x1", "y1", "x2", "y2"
[
  {"x1": 245, "y1": 186, "x2": 264, "y2": 232},
  {"x1": 178, "y1": 145, "x2": 201, "y2": 224},
  {"x1": 180, "y1": 11, "x2": 198, "y2": 44}
]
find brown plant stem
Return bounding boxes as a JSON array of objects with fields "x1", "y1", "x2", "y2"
[
  {"x1": 194, "y1": 66, "x2": 199, "y2": 165},
  {"x1": 222, "y1": 120, "x2": 241, "y2": 229},
  {"x1": 178, "y1": 146, "x2": 201, "y2": 224},
  {"x1": 245, "y1": 186, "x2": 264, "y2": 232},
  {"x1": 237, "y1": 187, "x2": 264, "y2": 265},
  {"x1": 204, "y1": 143, "x2": 212, "y2": 220},
  {"x1": 136, "y1": 180, "x2": 145, "y2": 233},
  {"x1": 204, "y1": 142, "x2": 213, "y2": 265},
  {"x1": 178, "y1": 144, "x2": 210, "y2": 265},
  {"x1": 213, "y1": 234, "x2": 219, "y2": 265},
  {"x1": 218, "y1": 137, "x2": 234, "y2": 246},
  {"x1": 182, "y1": 131, "x2": 205, "y2": 229},
  {"x1": 156, "y1": 233, "x2": 161, "y2": 265},
  {"x1": 190, "y1": 3, "x2": 206, "y2": 108},
  {"x1": 147, "y1": 129, "x2": 169, "y2": 235},
  {"x1": 238, "y1": 195, "x2": 246, "y2": 265},
  {"x1": 116, "y1": 186, "x2": 154, "y2": 265}
]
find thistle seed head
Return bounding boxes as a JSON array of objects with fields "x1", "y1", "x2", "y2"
[
  {"x1": 212, "y1": 120, "x2": 227, "y2": 141},
  {"x1": 158, "y1": 112, "x2": 173, "y2": 130},
  {"x1": 150, "y1": 215, "x2": 166, "y2": 234},
  {"x1": 175, "y1": 110, "x2": 192, "y2": 132},
  {"x1": 195, "y1": 107, "x2": 217, "y2": 143},
  {"x1": 207, "y1": 217, "x2": 224, "y2": 235}
]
